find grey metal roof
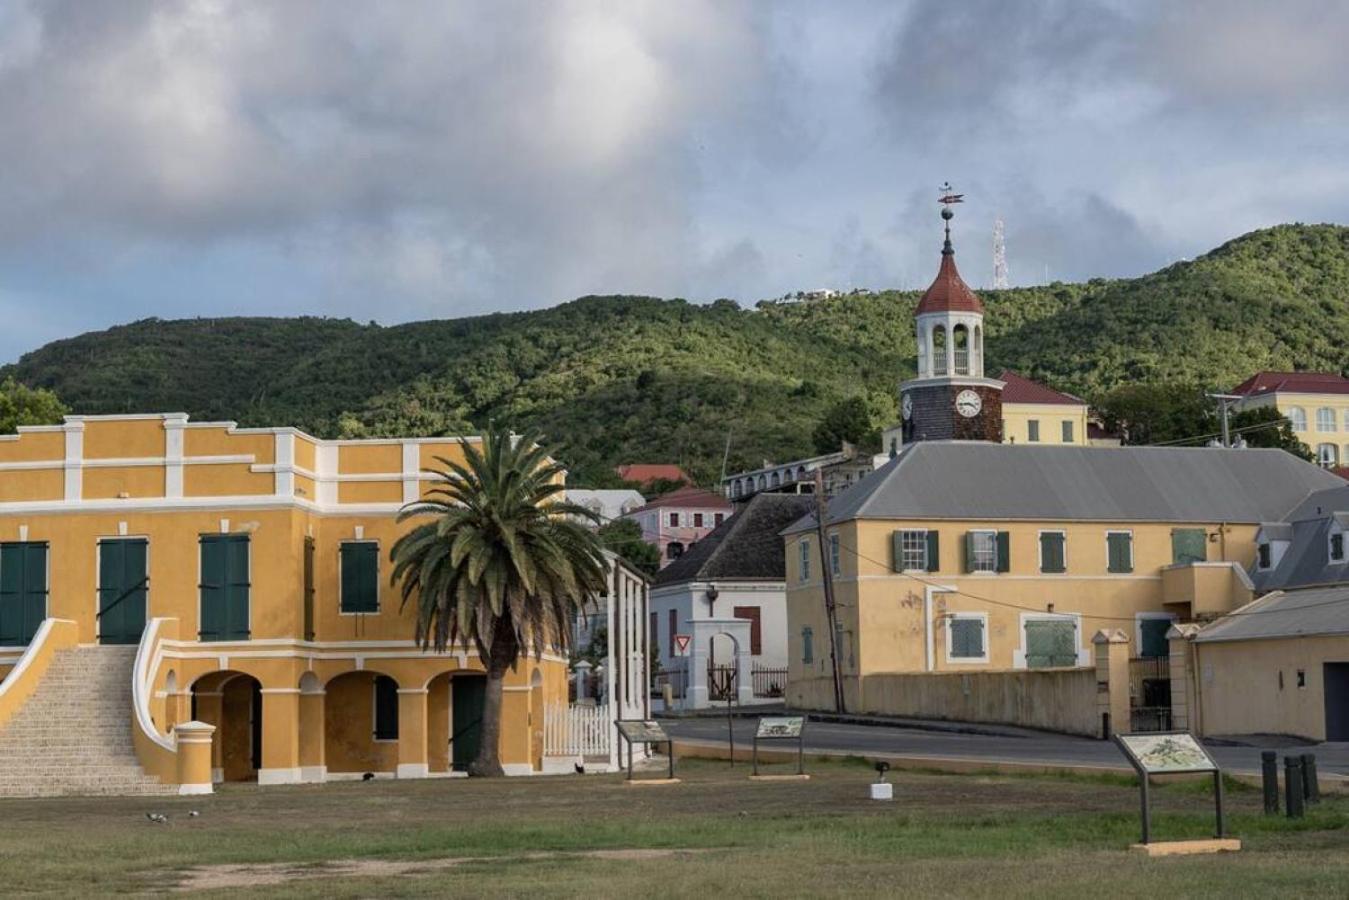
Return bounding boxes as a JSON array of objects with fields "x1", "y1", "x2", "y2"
[
  {"x1": 1257, "y1": 522, "x2": 1294, "y2": 542},
  {"x1": 1250, "y1": 486, "x2": 1349, "y2": 592},
  {"x1": 1194, "y1": 586, "x2": 1349, "y2": 643},
  {"x1": 783, "y1": 442, "x2": 1345, "y2": 534},
  {"x1": 655, "y1": 493, "x2": 815, "y2": 586}
]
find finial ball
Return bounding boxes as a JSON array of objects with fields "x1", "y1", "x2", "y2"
[{"x1": 941, "y1": 207, "x2": 953, "y2": 221}]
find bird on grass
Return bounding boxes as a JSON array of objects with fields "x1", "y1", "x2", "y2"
[
  {"x1": 362, "y1": 772, "x2": 375, "y2": 782},
  {"x1": 188, "y1": 811, "x2": 200, "y2": 818},
  {"x1": 145, "y1": 813, "x2": 168, "y2": 824},
  {"x1": 574, "y1": 762, "x2": 585, "y2": 775}
]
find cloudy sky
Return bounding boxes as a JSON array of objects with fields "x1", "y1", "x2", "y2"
[{"x1": 2, "y1": 0, "x2": 1347, "y2": 362}]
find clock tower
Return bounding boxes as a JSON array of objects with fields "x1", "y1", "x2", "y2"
[{"x1": 898, "y1": 184, "x2": 1004, "y2": 446}]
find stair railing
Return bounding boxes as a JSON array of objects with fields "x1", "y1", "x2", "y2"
[
  {"x1": 131, "y1": 618, "x2": 178, "y2": 782},
  {"x1": 0, "y1": 618, "x2": 78, "y2": 731}
]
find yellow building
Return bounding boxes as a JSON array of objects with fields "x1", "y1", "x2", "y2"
[
  {"x1": 998, "y1": 371, "x2": 1093, "y2": 446},
  {"x1": 1231, "y1": 371, "x2": 1349, "y2": 468},
  {"x1": 0, "y1": 413, "x2": 572, "y2": 794},
  {"x1": 782, "y1": 442, "x2": 1343, "y2": 724}
]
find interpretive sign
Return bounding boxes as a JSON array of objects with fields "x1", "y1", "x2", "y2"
[
  {"x1": 752, "y1": 715, "x2": 807, "y2": 776},
  {"x1": 1114, "y1": 731, "x2": 1225, "y2": 845},
  {"x1": 615, "y1": 719, "x2": 675, "y2": 781}
]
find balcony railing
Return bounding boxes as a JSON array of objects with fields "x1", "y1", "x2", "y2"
[
  {"x1": 954, "y1": 350, "x2": 970, "y2": 374},
  {"x1": 932, "y1": 355, "x2": 948, "y2": 376}
]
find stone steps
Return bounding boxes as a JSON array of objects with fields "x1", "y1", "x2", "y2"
[{"x1": 0, "y1": 645, "x2": 176, "y2": 797}]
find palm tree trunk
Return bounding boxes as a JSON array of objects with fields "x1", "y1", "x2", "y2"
[{"x1": 469, "y1": 622, "x2": 518, "y2": 777}]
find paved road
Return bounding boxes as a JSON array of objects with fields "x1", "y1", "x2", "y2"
[{"x1": 663, "y1": 716, "x2": 1349, "y2": 777}]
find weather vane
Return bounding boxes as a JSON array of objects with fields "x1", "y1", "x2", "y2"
[{"x1": 937, "y1": 181, "x2": 963, "y2": 251}]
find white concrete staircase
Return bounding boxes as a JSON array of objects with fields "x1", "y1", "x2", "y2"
[{"x1": 0, "y1": 645, "x2": 175, "y2": 797}]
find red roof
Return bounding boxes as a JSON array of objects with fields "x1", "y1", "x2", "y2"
[
  {"x1": 627, "y1": 485, "x2": 731, "y2": 513},
  {"x1": 1231, "y1": 372, "x2": 1349, "y2": 397},
  {"x1": 615, "y1": 464, "x2": 691, "y2": 487},
  {"x1": 998, "y1": 370, "x2": 1085, "y2": 406},
  {"x1": 915, "y1": 250, "x2": 983, "y2": 316},
  {"x1": 1330, "y1": 467, "x2": 1349, "y2": 482}
]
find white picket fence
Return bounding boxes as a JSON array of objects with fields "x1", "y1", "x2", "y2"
[{"x1": 544, "y1": 702, "x2": 611, "y2": 758}]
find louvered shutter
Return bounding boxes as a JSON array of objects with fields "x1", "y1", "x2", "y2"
[{"x1": 926, "y1": 531, "x2": 940, "y2": 572}]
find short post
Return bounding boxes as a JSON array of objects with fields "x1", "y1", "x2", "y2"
[
  {"x1": 174, "y1": 721, "x2": 217, "y2": 796},
  {"x1": 1302, "y1": 754, "x2": 1320, "y2": 804},
  {"x1": 1261, "y1": 751, "x2": 1279, "y2": 815},
  {"x1": 1285, "y1": 755, "x2": 1305, "y2": 819},
  {"x1": 1139, "y1": 772, "x2": 1151, "y2": 844},
  {"x1": 1213, "y1": 770, "x2": 1226, "y2": 838}
]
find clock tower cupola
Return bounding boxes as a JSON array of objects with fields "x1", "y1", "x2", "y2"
[{"x1": 898, "y1": 184, "x2": 1004, "y2": 446}]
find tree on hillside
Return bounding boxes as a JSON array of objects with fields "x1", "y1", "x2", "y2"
[
  {"x1": 813, "y1": 396, "x2": 880, "y2": 455},
  {"x1": 597, "y1": 518, "x2": 660, "y2": 577},
  {"x1": 1094, "y1": 384, "x2": 1212, "y2": 446},
  {"x1": 0, "y1": 378, "x2": 67, "y2": 434},
  {"x1": 390, "y1": 426, "x2": 608, "y2": 776},
  {"x1": 1229, "y1": 406, "x2": 1313, "y2": 461}
]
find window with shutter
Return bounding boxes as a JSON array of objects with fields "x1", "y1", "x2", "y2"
[
  {"x1": 373, "y1": 675, "x2": 399, "y2": 741},
  {"x1": 1039, "y1": 532, "x2": 1065, "y2": 573},
  {"x1": 1107, "y1": 532, "x2": 1133, "y2": 573},
  {"x1": 1024, "y1": 619, "x2": 1077, "y2": 668},
  {"x1": 949, "y1": 617, "x2": 985, "y2": 660},
  {"x1": 340, "y1": 541, "x2": 380, "y2": 613},
  {"x1": 199, "y1": 535, "x2": 250, "y2": 641},
  {"x1": 0, "y1": 542, "x2": 48, "y2": 647},
  {"x1": 966, "y1": 531, "x2": 998, "y2": 572},
  {"x1": 1171, "y1": 528, "x2": 1207, "y2": 565}
]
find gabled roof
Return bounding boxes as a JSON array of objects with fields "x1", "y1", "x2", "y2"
[
  {"x1": 1231, "y1": 371, "x2": 1349, "y2": 397},
  {"x1": 915, "y1": 250, "x2": 983, "y2": 316},
  {"x1": 626, "y1": 484, "x2": 731, "y2": 514},
  {"x1": 998, "y1": 370, "x2": 1086, "y2": 406},
  {"x1": 783, "y1": 442, "x2": 1345, "y2": 534},
  {"x1": 615, "y1": 464, "x2": 691, "y2": 486},
  {"x1": 655, "y1": 493, "x2": 814, "y2": 586},
  {"x1": 1194, "y1": 586, "x2": 1349, "y2": 643},
  {"x1": 1250, "y1": 485, "x2": 1349, "y2": 592}
]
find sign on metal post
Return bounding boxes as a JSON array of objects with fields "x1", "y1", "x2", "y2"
[
  {"x1": 751, "y1": 716, "x2": 808, "y2": 778},
  {"x1": 1114, "y1": 731, "x2": 1229, "y2": 849},
  {"x1": 673, "y1": 634, "x2": 691, "y2": 657},
  {"x1": 616, "y1": 719, "x2": 677, "y2": 783}
]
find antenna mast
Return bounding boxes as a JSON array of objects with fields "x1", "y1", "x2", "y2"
[{"x1": 992, "y1": 217, "x2": 1009, "y2": 289}]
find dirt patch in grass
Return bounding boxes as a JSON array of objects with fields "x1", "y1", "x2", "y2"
[{"x1": 176, "y1": 848, "x2": 714, "y2": 892}]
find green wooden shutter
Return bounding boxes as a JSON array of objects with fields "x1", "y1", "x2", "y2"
[
  {"x1": 996, "y1": 531, "x2": 1011, "y2": 573},
  {"x1": 1107, "y1": 533, "x2": 1133, "y2": 573},
  {"x1": 340, "y1": 542, "x2": 379, "y2": 613},
  {"x1": 802, "y1": 627, "x2": 813, "y2": 664},
  {"x1": 225, "y1": 536, "x2": 251, "y2": 640},
  {"x1": 1171, "y1": 528, "x2": 1207, "y2": 565},
  {"x1": 1025, "y1": 620, "x2": 1076, "y2": 668},
  {"x1": 925, "y1": 531, "x2": 940, "y2": 572},
  {"x1": 1140, "y1": 618, "x2": 1171, "y2": 658},
  {"x1": 303, "y1": 537, "x2": 316, "y2": 641},
  {"x1": 1040, "y1": 533, "x2": 1065, "y2": 573},
  {"x1": 199, "y1": 537, "x2": 224, "y2": 640},
  {"x1": 21, "y1": 544, "x2": 47, "y2": 644},
  {"x1": 951, "y1": 618, "x2": 983, "y2": 658},
  {"x1": 891, "y1": 531, "x2": 903, "y2": 572},
  {"x1": 963, "y1": 532, "x2": 976, "y2": 573},
  {"x1": 0, "y1": 542, "x2": 47, "y2": 647},
  {"x1": 99, "y1": 539, "x2": 147, "y2": 644}
]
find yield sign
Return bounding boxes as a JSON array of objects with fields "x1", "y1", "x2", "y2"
[{"x1": 673, "y1": 634, "x2": 692, "y2": 656}]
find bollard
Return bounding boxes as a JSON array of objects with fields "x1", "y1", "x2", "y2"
[
  {"x1": 1285, "y1": 756, "x2": 1305, "y2": 819},
  {"x1": 1261, "y1": 751, "x2": 1279, "y2": 815},
  {"x1": 1302, "y1": 753, "x2": 1320, "y2": 804}
]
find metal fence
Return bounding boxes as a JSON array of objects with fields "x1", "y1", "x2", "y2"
[
  {"x1": 752, "y1": 666, "x2": 789, "y2": 698},
  {"x1": 544, "y1": 702, "x2": 611, "y2": 758},
  {"x1": 653, "y1": 663, "x2": 688, "y2": 700},
  {"x1": 1129, "y1": 656, "x2": 1172, "y2": 732}
]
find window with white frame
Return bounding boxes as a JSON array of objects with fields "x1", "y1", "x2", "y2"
[
  {"x1": 1318, "y1": 443, "x2": 1338, "y2": 468},
  {"x1": 968, "y1": 530, "x2": 998, "y2": 572},
  {"x1": 799, "y1": 539, "x2": 810, "y2": 582},
  {"x1": 828, "y1": 533, "x2": 841, "y2": 577},
  {"x1": 1027, "y1": 419, "x2": 1041, "y2": 442},
  {"x1": 1319, "y1": 408, "x2": 1338, "y2": 432},
  {"x1": 669, "y1": 512, "x2": 680, "y2": 527},
  {"x1": 947, "y1": 614, "x2": 987, "y2": 662},
  {"x1": 1061, "y1": 420, "x2": 1074, "y2": 443},
  {"x1": 899, "y1": 529, "x2": 929, "y2": 571},
  {"x1": 1288, "y1": 406, "x2": 1307, "y2": 432}
]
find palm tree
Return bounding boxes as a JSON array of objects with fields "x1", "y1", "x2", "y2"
[{"x1": 390, "y1": 424, "x2": 608, "y2": 776}]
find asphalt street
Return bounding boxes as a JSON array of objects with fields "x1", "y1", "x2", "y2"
[{"x1": 662, "y1": 715, "x2": 1349, "y2": 777}]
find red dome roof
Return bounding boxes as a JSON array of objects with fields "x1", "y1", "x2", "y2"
[{"x1": 916, "y1": 249, "x2": 983, "y2": 316}]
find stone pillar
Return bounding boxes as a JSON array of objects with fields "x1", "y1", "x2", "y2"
[
  {"x1": 193, "y1": 690, "x2": 225, "y2": 782},
  {"x1": 499, "y1": 683, "x2": 533, "y2": 774},
  {"x1": 298, "y1": 688, "x2": 326, "y2": 783},
  {"x1": 1092, "y1": 629, "x2": 1131, "y2": 739},
  {"x1": 396, "y1": 688, "x2": 429, "y2": 778},
  {"x1": 428, "y1": 677, "x2": 450, "y2": 773},
  {"x1": 258, "y1": 689, "x2": 301, "y2": 785},
  {"x1": 1167, "y1": 623, "x2": 1202, "y2": 734},
  {"x1": 735, "y1": 642, "x2": 754, "y2": 705},
  {"x1": 174, "y1": 721, "x2": 216, "y2": 795}
]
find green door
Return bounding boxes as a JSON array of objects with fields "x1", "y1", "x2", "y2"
[
  {"x1": 199, "y1": 535, "x2": 250, "y2": 641},
  {"x1": 0, "y1": 542, "x2": 47, "y2": 647},
  {"x1": 1025, "y1": 620, "x2": 1077, "y2": 668},
  {"x1": 98, "y1": 539, "x2": 148, "y2": 645},
  {"x1": 451, "y1": 676, "x2": 486, "y2": 772},
  {"x1": 1171, "y1": 528, "x2": 1207, "y2": 565}
]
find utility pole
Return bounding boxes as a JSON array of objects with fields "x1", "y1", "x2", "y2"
[
  {"x1": 814, "y1": 469, "x2": 846, "y2": 713},
  {"x1": 1207, "y1": 393, "x2": 1242, "y2": 447}
]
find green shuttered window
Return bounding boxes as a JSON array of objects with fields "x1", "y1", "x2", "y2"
[
  {"x1": 1171, "y1": 528, "x2": 1207, "y2": 565},
  {"x1": 1107, "y1": 532, "x2": 1133, "y2": 573},
  {"x1": 199, "y1": 535, "x2": 250, "y2": 642},
  {"x1": 949, "y1": 617, "x2": 985, "y2": 660},
  {"x1": 98, "y1": 539, "x2": 148, "y2": 645},
  {"x1": 1039, "y1": 532, "x2": 1066, "y2": 573},
  {"x1": 964, "y1": 531, "x2": 1009, "y2": 573},
  {"x1": 892, "y1": 529, "x2": 939, "y2": 572},
  {"x1": 340, "y1": 542, "x2": 380, "y2": 614},
  {"x1": 1024, "y1": 620, "x2": 1077, "y2": 668},
  {"x1": 0, "y1": 542, "x2": 47, "y2": 647},
  {"x1": 801, "y1": 626, "x2": 813, "y2": 664}
]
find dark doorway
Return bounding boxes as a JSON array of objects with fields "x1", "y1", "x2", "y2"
[
  {"x1": 452, "y1": 676, "x2": 486, "y2": 771},
  {"x1": 1324, "y1": 663, "x2": 1349, "y2": 741}
]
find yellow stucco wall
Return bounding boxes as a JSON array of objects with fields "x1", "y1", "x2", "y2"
[
  {"x1": 0, "y1": 469, "x2": 63, "y2": 503},
  {"x1": 1193, "y1": 635, "x2": 1349, "y2": 741},
  {"x1": 1001, "y1": 402, "x2": 1091, "y2": 445},
  {"x1": 1238, "y1": 392, "x2": 1349, "y2": 465},
  {"x1": 84, "y1": 419, "x2": 165, "y2": 460},
  {"x1": 0, "y1": 430, "x2": 63, "y2": 463}
]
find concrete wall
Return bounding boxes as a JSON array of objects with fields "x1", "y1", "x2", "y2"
[
  {"x1": 789, "y1": 669, "x2": 1099, "y2": 736},
  {"x1": 1193, "y1": 635, "x2": 1349, "y2": 741}
]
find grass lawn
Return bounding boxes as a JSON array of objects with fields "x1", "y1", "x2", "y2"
[{"x1": 0, "y1": 757, "x2": 1345, "y2": 897}]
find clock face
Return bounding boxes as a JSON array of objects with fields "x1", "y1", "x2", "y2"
[
  {"x1": 901, "y1": 394, "x2": 913, "y2": 421},
  {"x1": 955, "y1": 389, "x2": 982, "y2": 418}
]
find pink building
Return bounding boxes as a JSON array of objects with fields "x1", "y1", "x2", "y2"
[{"x1": 621, "y1": 485, "x2": 733, "y2": 568}]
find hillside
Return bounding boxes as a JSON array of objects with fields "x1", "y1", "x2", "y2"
[{"x1": 5, "y1": 224, "x2": 1348, "y2": 484}]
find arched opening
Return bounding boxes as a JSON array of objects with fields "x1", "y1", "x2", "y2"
[
  {"x1": 191, "y1": 670, "x2": 262, "y2": 782},
  {"x1": 756, "y1": 475, "x2": 766, "y2": 491},
  {"x1": 770, "y1": 471, "x2": 781, "y2": 488},
  {"x1": 707, "y1": 632, "x2": 741, "y2": 702},
  {"x1": 973, "y1": 325, "x2": 983, "y2": 375},
  {"x1": 953, "y1": 325, "x2": 970, "y2": 375},
  {"x1": 932, "y1": 325, "x2": 948, "y2": 375},
  {"x1": 530, "y1": 668, "x2": 545, "y2": 772},
  {"x1": 731, "y1": 481, "x2": 741, "y2": 499},
  {"x1": 324, "y1": 671, "x2": 401, "y2": 777},
  {"x1": 795, "y1": 465, "x2": 807, "y2": 481},
  {"x1": 1288, "y1": 407, "x2": 1307, "y2": 432}
]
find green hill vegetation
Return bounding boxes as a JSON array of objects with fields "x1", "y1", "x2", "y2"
[{"x1": 4, "y1": 224, "x2": 1347, "y2": 484}]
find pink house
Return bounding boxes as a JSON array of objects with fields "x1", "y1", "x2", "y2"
[{"x1": 621, "y1": 485, "x2": 734, "y2": 568}]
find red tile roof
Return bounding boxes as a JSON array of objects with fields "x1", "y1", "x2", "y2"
[
  {"x1": 915, "y1": 251, "x2": 984, "y2": 316},
  {"x1": 998, "y1": 370, "x2": 1085, "y2": 406},
  {"x1": 615, "y1": 464, "x2": 691, "y2": 486},
  {"x1": 626, "y1": 484, "x2": 732, "y2": 513},
  {"x1": 1231, "y1": 372, "x2": 1349, "y2": 396}
]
